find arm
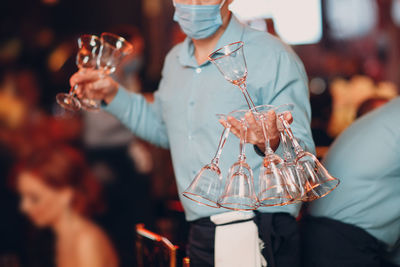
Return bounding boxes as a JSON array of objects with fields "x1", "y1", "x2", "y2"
[
  {"x1": 102, "y1": 88, "x2": 169, "y2": 148},
  {"x1": 70, "y1": 64, "x2": 170, "y2": 149}
]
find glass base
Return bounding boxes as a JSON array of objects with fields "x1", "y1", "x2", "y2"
[
  {"x1": 80, "y1": 98, "x2": 100, "y2": 111},
  {"x1": 56, "y1": 93, "x2": 81, "y2": 111}
]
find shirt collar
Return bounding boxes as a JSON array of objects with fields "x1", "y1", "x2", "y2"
[{"x1": 178, "y1": 15, "x2": 246, "y2": 68}]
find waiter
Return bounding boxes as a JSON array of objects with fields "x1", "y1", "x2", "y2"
[
  {"x1": 71, "y1": 0, "x2": 315, "y2": 266},
  {"x1": 302, "y1": 97, "x2": 400, "y2": 267}
]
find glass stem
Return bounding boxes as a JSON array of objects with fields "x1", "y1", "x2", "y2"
[
  {"x1": 260, "y1": 113, "x2": 273, "y2": 155},
  {"x1": 68, "y1": 84, "x2": 78, "y2": 96},
  {"x1": 237, "y1": 83, "x2": 274, "y2": 157},
  {"x1": 279, "y1": 115, "x2": 303, "y2": 155},
  {"x1": 237, "y1": 83, "x2": 274, "y2": 155},
  {"x1": 280, "y1": 130, "x2": 294, "y2": 162},
  {"x1": 238, "y1": 83, "x2": 257, "y2": 111},
  {"x1": 239, "y1": 122, "x2": 247, "y2": 162},
  {"x1": 211, "y1": 126, "x2": 231, "y2": 166}
]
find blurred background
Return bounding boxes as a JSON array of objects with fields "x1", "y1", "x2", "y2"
[{"x1": 0, "y1": 0, "x2": 399, "y2": 266}]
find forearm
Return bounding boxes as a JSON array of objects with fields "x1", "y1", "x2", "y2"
[{"x1": 102, "y1": 87, "x2": 169, "y2": 148}]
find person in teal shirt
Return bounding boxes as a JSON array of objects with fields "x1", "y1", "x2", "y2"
[
  {"x1": 302, "y1": 97, "x2": 400, "y2": 267},
  {"x1": 71, "y1": 0, "x2": 314, "y2": 266}
]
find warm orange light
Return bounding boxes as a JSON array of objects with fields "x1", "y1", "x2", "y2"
[
  {"x1": 48, "y1": 44, "x2": 72, "y2": 72},
  {"x1": 41, "y1": 0, "x2": 59, "y2": 5}
]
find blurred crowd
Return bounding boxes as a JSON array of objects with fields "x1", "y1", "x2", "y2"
[{"x1": 0, "y1": 19, "x2": 185, "y2": 266}]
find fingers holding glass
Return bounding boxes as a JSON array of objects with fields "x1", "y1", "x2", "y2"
[{"x1": 57, "y1": 33, "x2": 133, "y2": 112}]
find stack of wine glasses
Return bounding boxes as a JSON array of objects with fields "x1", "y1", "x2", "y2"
[
  {"x1": 56, "y1": 33, "x2": 133, "y2": 112},
  {"x1": 183, "y1": 41, "x2": 340, "y2": 210}
]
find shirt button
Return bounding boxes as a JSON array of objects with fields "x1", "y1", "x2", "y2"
[
  {"x1": 188, "y1": 135, "x2": 193, "y2": 140},
  {"x1": 195, "y1": 68, "x2": 202, "y2": 74},
  {"x1": 189, "y1": 101, "x2": 195, "y2": 106}
]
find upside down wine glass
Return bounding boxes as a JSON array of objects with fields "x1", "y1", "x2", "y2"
[
  {"x1": 182, "y1": 114, "x2": 231, "y2": 208},
  {"x1": 218, "y1": 110, "x2": 258, "y2": 210},
  {"x1": 278, "y1": 112, "x2": 340, "y2": 201},
  {"x1": 274, "y1": 104, "x2": 305, "y2": 203},
  {"x1": 56, "y1": 35, "x2": 101, "y2": 111},
  {"x1": 252, "y1": 105, "x2": 299, "y2": 206}
]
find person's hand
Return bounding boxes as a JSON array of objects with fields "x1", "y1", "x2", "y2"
[
  {"x1": 219, "y1": 110, "x2": 293, "y2": 152},
  {"x1": 69, "y1": 69, "x2": 119, "y2": 104}
]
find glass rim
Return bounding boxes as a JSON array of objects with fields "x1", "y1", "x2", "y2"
[
  {"x1": 100, "y1": 32, "x2": 134, "y2": 51},
  {"x1": 217, "y1": 200, "x2": 258, "y2": 211},
  {"x1": 250, "y1": 104, "x2": 275, "y2": 114},
  {"x1": 274, "y1": 103, "x2": 295, "y2": 114},
  {"x1": 208, "y1": 41, "x2": 244, "y2": 62},
  {"x1": 78, "y1": 34, "x2": 100, "y2": 47},
  {"x1": 78, "y1": 34, "x2": 100, "y2": 41},
  {"x1": 258, "y1": 198, "x2": 294, "y2": 207},
  {"x1": 302, "y1": 179, "x2": 340, "y2": 202},
  {"x1": 182, "y1": 192, "x2": 220, "y2": 208}
]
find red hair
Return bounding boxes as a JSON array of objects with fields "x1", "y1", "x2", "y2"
[{"x1": 11, "y1": 145, "x2": 103, "y2": 216}]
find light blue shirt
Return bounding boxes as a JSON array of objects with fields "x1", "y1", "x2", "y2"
[
  {"x1": 309, "y1": 97, "x2": 400, "y2": 254},
  {"x1": 103, "y1": 15, "x2": 315, "y2": 221}
]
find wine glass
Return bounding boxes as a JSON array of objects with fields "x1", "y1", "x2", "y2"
[
  {"x1": 278, "y1": 111, "x2": 340, "y2": 201},
  {"x1": 218, "y1": 110, "x2": 258, "y2": 210},
  {"x1": 274, "y1": 104, "x2": 304, "y2": 203},
  {"x1": 56, "y1": 34, "x2": 101, "y2": 111},
  {"x1": 182, "y1": 114, "x2": 231, "y2": 208},
  {"x1": 79, "y1": 32, "x2": 134, "y2": 111},
  {"x1": 252, "y1": 105, "x2": 298, "y2": 206},
  {"x1": 208, "y1": 41, "x2": 257, "y2": 111},
  {"x1": 99, "y1": 32, "x2": 134, "y2": 74}
]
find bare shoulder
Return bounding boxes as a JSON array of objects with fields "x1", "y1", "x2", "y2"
[
  {"x1": 76, "y1": 220, "x2": 110, "y2": 245},
  {"x1": 75, "y1": 220, "x2": 119, "y2": 267}
]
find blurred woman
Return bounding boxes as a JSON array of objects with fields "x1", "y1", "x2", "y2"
[{"x1": 13, "y1": 145, "x2": 118, "y2": 267}]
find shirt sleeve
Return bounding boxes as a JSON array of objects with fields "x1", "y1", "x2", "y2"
[
  {"x1": 262, "y1": 51, "x2": 316, "y2": 155},
  {"x1": 102, "y1": 86, "x2": 169, "y2": 149}
]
